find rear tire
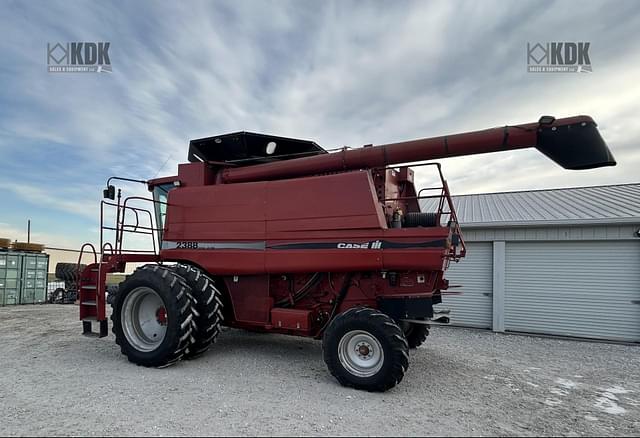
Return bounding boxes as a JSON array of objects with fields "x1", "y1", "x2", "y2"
[
  {"x1": 323, "y1": 307, "x2": 409, "y2": 392},
  {"x1": 401, "y1": 323, "x2": 429, "y2": 348},
  {"x1": 172, "y1": 264, "x2": 224, "y2": 359},
  {"x1": 111, "y1": 264, "x2": 194, "y2": 367}
]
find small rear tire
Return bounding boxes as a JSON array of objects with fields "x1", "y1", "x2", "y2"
[
  {"x1": 111, "y1": 264, "x2": 194, "y2": 367},
  {"x1": 323, "y1": 307, "x2": 409, "y2": 392},
  {"x1": 401, "y1": 322, "x2": 429, "y2": 349}
]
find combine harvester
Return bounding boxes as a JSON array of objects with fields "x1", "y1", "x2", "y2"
[{"x1": 77, "y1": 115, "x2": 614, "y2": 391}]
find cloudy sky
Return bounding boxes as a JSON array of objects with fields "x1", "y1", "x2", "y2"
[{"x1": 1, "y1": 0, "x2": 639, "y2": 249}]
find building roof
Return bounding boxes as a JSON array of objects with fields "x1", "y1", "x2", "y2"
[{"x1": 420, "y1": 183, "x2": 640, "y2": 227}]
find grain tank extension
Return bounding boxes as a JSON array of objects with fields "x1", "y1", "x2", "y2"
[{"x1": 77, "y1": 115, "x2": 614, "y2": 391}]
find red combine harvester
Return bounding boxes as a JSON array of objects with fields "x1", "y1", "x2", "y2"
[{"x1": 78, "y1": 115, "x2": 614, "y2": 391}]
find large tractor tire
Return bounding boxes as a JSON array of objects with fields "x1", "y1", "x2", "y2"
[
  {"x1": 111, "y1": 264, "x2": 194, "y2": 367},
  {"x1": 323, "y1": 307, "x2": 409, "y2": 392},
  {"x1": 400, "y1": 322, "x2": 430, "y2": 349},
  {"x1": 172, "y1": 264, "x2": 224, "y2": 359},
  {"x1": 55, "y1": 262, "x2": 86, "y2": 281}
]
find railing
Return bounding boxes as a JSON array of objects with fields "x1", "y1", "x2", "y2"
[
  {"x1": 99, "y1": 195, "x2": 168, "y2": 261},
  {"x1": 381, "y1": 162, "x2": 466, "y2": 264},
  {"x1": 77, "y1": 243, "x2": 97, "y2": 280}
]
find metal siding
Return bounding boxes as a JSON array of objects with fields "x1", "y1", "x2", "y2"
[
  {"x1": 421, "y1": 183, "x2": 640, "y2": 227},
  {"x1": 504, "y1": 241, "x2": 640, "y2": 342},
  {"x1": 437, "y1": 242, "x2": 493, "y2": 328},
  {"x1": 461, "y1": 225, "x2": 637, "y2": 242}
]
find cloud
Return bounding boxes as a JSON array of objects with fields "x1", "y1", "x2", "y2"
[
  {"x1": 0, "y1": 0, "x2": 639, "y2": 248},
  {"x1": 0, "y1": 180, "x2": 98, "y2": 220}
]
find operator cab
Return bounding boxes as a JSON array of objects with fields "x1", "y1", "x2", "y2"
[{"x1": 151, "y1": 182, "x2": 176, "y2": 243}]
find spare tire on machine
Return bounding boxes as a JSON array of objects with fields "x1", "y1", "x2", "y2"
[{"x1": 55, "y1": 262, "x2": 86, "y2": 281}]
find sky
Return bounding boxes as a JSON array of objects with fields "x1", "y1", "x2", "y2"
[{"x1": 0, "y1": 0, "x2": 639, "y2": 250}]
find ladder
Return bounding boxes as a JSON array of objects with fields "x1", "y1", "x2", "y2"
[{"x1": 77, "y1": 244, "x2": 109, "y2": 337}]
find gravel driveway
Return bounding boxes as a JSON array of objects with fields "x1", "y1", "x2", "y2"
[{"x1": 0, "y1": 305, "x2": 638, "y2": 436}]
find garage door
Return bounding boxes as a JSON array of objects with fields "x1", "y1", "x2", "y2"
[
  {"x1": 505, "y1": 241, "x2": 640, "y2": 342},
  {"x1": 437, "y1": 242, "x2": 493, "y2": 328}
]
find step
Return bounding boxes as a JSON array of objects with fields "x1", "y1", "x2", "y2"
[
  {"x1": 81, "y1": 316, "x2": 108, "y2": 323},
  {"x1": 81, "y1": 301, "x2": 97, "y2": 306},
  {"x1": 81, "y1": 285, "x2": 97, "y2": 290}
]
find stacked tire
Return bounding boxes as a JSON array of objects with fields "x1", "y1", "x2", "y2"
[{"x1": 55, "y1": 262, "x2": 86, "y2": 281}]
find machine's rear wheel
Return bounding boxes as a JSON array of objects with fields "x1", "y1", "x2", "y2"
[
  {"x1": 323, "y1": 307, "x2": 409, "y2": 392},
  {"x1": 111, "y1": 264, "x2": 194, "y2": 367},
  {"x1": 172, "y1": 264, "x2": 224, "y2": 359},
  {"x1": 400, "y1": 322, "x2": 430, "y2": 348}
]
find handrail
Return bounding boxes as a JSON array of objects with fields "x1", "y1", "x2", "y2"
[
  {"x1": 102, "y1": 242, "x2": 114, "y2": 260},
  {"x1": 77, "y1": 243, "x2": 97, "y2": 285},
  {"x1": 78, "y1": 243, "x2": 97, "y2": 266},
  {"x1": 99, "y1": 193, "x2": 169, "y2": 261},
  {"x1": 120, "y1": 196, "x2": 162, "y2": 255},
  {"x1": 384, "y1": 162, "x2": 466, "y2": 263}
]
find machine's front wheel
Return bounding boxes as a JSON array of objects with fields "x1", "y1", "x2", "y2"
[
  {"x1": 323, "y1": 307, "x2": 409, "y2": 392},
  {"x1": 172, "y1": 264, "x2": 224, "y2": 359},
  {"x1": 111, "y1": 264, "x2": 194, "y2": 367}
]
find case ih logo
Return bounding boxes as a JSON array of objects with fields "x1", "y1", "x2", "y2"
[
  {"x1": 337, "y1": 241, "x2": 383, "y2": 249},
  {"x1": 47, "y1": 42, "x2": 112, "y2": 73},
  {"x1": 527, "y1": 42, "x2": 592, "y2": 73}
]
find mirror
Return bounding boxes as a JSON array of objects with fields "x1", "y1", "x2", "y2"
[
  {"x1": 103, "y1": 185, "x2": 115, "y2": 200},
  {"x1": 266, "y1": 141, "x2": 277, "y2": 155}
]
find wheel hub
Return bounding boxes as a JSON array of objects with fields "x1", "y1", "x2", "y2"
[
  {"x1": 338, "y1": 330, "x2": 384, "y2": 378},
  {"x1": 156, "y1": 307, "x2": 167, "y2": 326},
  {"x1": 357, "y1": 342, "x2": 372, "y2": 358},
  {"x1": 121, "y1": 287, "x2": 168, "y2": 352}
]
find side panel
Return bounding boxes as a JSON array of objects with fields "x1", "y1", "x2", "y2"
[
  {"x1": 224, "y1": 275, "x2": 272, "y2": 324},
  {"x1": 161, "y1": 171, "x2": 450, "y2": 275}
]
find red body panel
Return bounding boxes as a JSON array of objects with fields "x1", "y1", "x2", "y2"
[{"x1": 160, "y1": 171, "x2": 449, "y2": 275}]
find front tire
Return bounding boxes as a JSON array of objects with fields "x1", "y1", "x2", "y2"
[
  {"x1": 111, "y1": 264, "x2": 194, "y2": 367},
  {"x1": 323, "y1": 307, "x2": 409, "y2": 392},
  {"x1": 172, "y1": 264, "x2": 224, "y2": 359}
]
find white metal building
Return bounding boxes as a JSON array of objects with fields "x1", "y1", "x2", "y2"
[{"x1": 422, "y1": 183, "x2": 640, "y2": 342}]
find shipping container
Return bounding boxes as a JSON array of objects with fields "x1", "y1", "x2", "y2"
[{"x1": 0, "y1": 251, "x2": 49, "y2": 306}]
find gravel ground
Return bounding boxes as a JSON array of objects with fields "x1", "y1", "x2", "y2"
[{"x1": 0, "y1": 305, "x2": 638, "y2": 437}]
